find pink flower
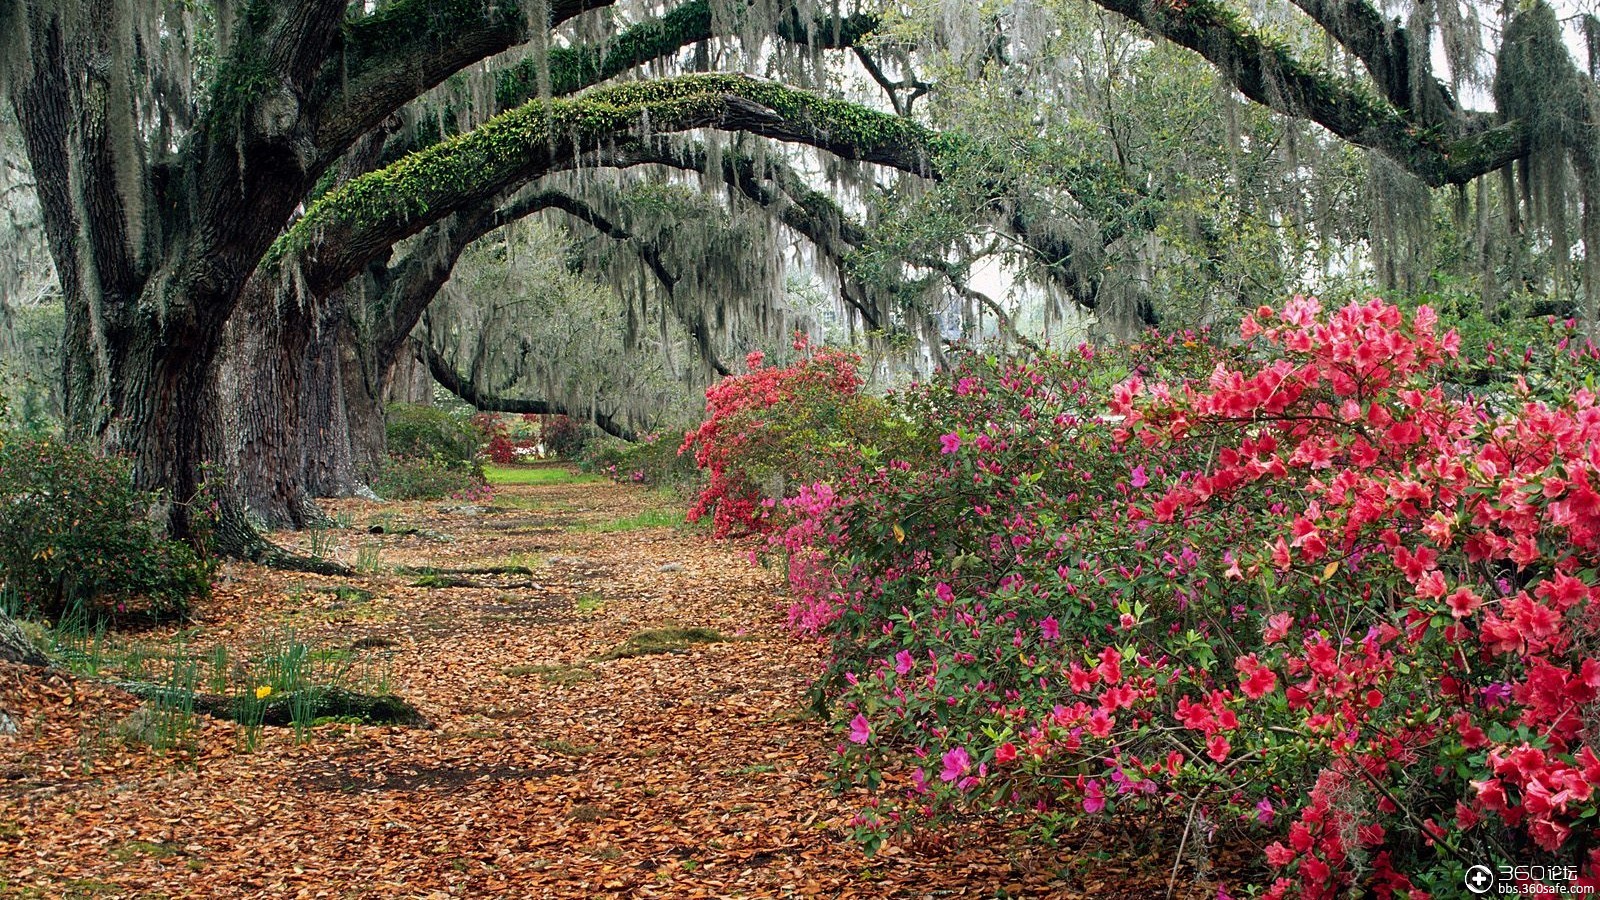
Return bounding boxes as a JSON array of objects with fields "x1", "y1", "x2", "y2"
[
  {"x1": 1039, "y1": 616, "x2": 1060, "y2": 641},
  {"x1": 1446, "y1": 586, "x2": 1482, "y2": 618},
  {"x1": 894, "y1": 650, "x2": 914, "y2": 675},
  {"x1": 1088, "y1": 708, "x2": 1115, "y2": 738},
  {"x1": 940, "y1": 746, "x2": 972, "y2": 783},
  {"x1": 1083, "y1": 779, "x2": 1106, "y2": 813},
  {"x1": 995, "y1": 742, "x2": 1018, "y2": 763},
  {"x1": 935, "y1": 582, "x2": 955, "y2": 604},
  {"x1": 1263, "y1": 612, "x2": 1294, "y2": 643},
  {"x1": 1236, "y1": 654, "x2": 1278, "y2": 699},
  {"x1": 1255, "y1": 798, "x2": 1275, "y2": 825},
  {"x1": 940, "y1": 432, "x2": 962, "y2": 454},
  {"x1": 848, "y1": 713, "x2": 871, "y2": 744},
  {"x1": 1131, "y1": 465, "x2": 1148, "y2": 488}
]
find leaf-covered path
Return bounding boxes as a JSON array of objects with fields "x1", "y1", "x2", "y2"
[{"x1": 2, "y1": 472, "x2": 1219, "y2": 898}]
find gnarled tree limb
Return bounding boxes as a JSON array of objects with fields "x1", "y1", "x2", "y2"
[
  {"x1": 1083, "y1": 0, "x2": 1525, "y2": 185},
  {"x1": 421, "y1": 341, "x2": 639, "y2": 441}
]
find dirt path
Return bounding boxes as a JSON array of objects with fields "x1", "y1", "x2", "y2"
[{"x1": 1, "y1": 473, "x2": 1212, "y2": 898}]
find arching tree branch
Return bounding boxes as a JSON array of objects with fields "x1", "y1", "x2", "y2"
[
  {"x1": 374, "y1": 0, "x2": 878, "y2": 169},
  {"x1": 272, "y1": 74, "x2": 944, "y2": 297},
  {"x1": 421, "y1": 341, "x2": 639, "y2": 441},
  {"x1": 1082, "y1": 0, "x2": 1525, "y2": 185},
  {"x1": 1284, "y1": 0, "x2": 1458, "y2": 120}
]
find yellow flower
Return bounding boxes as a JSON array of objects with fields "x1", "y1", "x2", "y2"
[{"x1": 255, "y1": 685, "x2": 272, "y2": 700}]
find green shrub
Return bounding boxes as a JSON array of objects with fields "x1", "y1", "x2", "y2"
[
  {"x1": 0, "y1": 434, "x2": 213, "y2": 622},
  {"x1": 384, "y1": 403, "x2": 483, "y2": 468},
  {"x1": 585, "y1": 433, "x2": 701, "y2": 490},
  {"x1": 371, "y1": 456, "x2": 484, "y2": 500}
]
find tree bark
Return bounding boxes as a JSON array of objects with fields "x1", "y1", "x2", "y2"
[{"x1": 0, "y1": 610, "x2": 47, "y2": 667}]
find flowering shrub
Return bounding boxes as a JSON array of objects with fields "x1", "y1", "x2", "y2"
[
  {"x1": 0, "y1": 434, "x2": 213, "y2": 622},
  {"x1": 542, "y1": 415, "x2": 589, "y2": 459},
  {"x1": 473, "y1": 413, "x2": 514, "y2": 465},
  {"x1": 713, "y1": 301, "x2": 1600, "y2": 894},
  {"x1": 680, "y1": 344, "x2": 892, "y2": 537}
]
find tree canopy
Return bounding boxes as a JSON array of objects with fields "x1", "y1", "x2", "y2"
[{"x1": 0, "y1": 0, "x2": 1595, "y2": 554}]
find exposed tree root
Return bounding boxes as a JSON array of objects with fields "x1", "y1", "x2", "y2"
[{"x1": 114, "y1": 682, "x2": 427, "y2": 728}]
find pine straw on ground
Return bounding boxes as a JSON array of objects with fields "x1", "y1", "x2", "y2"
[{"x1": 0, "y1": 473, "x2": 1246, "y2": 898}]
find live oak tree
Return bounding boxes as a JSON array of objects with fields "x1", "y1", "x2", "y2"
[
  {"x1": 0, "y1": 1, "x2": 930, "y2": 552},
  {"x1": 2, "y1": 0, "x2": 1593, "y2": 558}
]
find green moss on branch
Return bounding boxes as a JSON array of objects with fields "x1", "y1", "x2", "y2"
[{"x1": 272, "y1": 74, "x2": 945, "y2": 288}]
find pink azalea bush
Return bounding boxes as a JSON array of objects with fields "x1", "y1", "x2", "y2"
[{"x1": 685, "y1": 298, "x2": 1600, "y2": 894}]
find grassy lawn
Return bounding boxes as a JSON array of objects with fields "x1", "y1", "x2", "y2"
[
  {"x1": 580, "y1": 508, "x2": 685, "y2": 532},
  {"x1": 483, "y1": 464, "x2": 601, "y2": 486}
]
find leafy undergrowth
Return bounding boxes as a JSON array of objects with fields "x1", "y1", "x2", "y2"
[{"x1": 0, "y1": 478, "x2": 1247, "y2": 897}]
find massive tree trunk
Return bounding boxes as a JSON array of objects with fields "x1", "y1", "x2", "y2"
[
  {"x1": 217, "y1": 277, "x2": 321, "y2": 531},
  {"x1": 341, "y1": 316, "x2": 391, "y2": 483},
  {"x1": 4, "y1": 0, "x2": 558, "y2": 554},
  {"x1": 9, "y1": 1, "x2": 345, "y2": 549},
  {"x1": 301, "y1": 287, "x2": 368, "y2": 501}
]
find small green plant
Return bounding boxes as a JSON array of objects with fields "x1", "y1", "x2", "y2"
[
  {"x1": 306, "y1": 525, "x2": 338, "y2": 561},
  {"x1": 574, "y1": 593, "x2": 604, "y2": 615},
  {"x1": 0, "y1": 433, "x2": 213, "y2": 622},
  {"x1": 125, "y1": 653, "x2": 199, "y2": 751},
  {"x1": 354, "y1": 542, "x2": 383, "y2": 574},
  {"x1": 205, "y1": 643, "x2": 230, "y2": 694}
]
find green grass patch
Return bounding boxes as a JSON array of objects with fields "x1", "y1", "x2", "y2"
[
  {"x1": 502, "y1": 663, "x2": 598, "y2": 685},
  {"x1": 310, "y1": 585, "x2": 376, "y2": 604},
  {"x1": 410, "y1": 573, "x2": 474, "y2": 588},
  {"x1": 484, "y1": 464, "x2": 600, "y2": 486},
  {"x1": 398, "y1": 564, "x2": 534, "y2": 577},
  {"x1": 723, "y1": 763, "x2": 778, "y2": 776},
  {"x1": 594, "y1": 626, "x2": 730, "y2": 661},
  {"x1": 576, "y1": 508, "x2": 684, "y2": 532}
]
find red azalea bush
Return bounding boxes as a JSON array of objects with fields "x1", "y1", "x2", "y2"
[
  {"x1": 541, "y1": 415, "x2": 589, "y2": 459},
  {"x1": 473, "y1": 413, "x2": 518, "y2": 465},
  {"x1": 680, "y1": 342, "x2": 891, "y2": 537},
  {"x1": 693, "y1": 299, "x2": 1600, "y2": 895}
]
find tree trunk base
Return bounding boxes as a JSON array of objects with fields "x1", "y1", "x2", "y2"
[{"x1": 0, "y1": 611, "x2": 48, "y2": 667}]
